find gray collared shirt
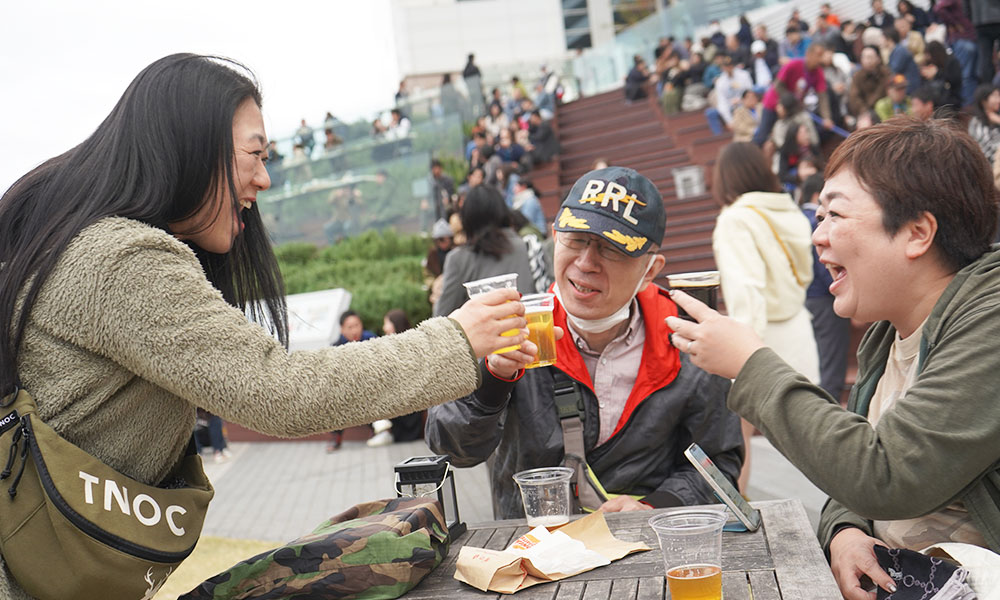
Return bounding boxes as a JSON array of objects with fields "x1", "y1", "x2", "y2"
[{"x1": 568, "y1": 300, "x2": 646, "y2": 446}]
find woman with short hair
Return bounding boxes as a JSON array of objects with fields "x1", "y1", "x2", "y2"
[{"x1": 671, "y1": 118, "x2": 1000, "y2": 599}]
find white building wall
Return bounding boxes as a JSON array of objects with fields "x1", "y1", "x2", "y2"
[
  {"x1": 391, "y1": 0, "x2": 568, "y2": 76},
  {"x1": 586, "y1": 0, "x2": 616, "y2": 48}
]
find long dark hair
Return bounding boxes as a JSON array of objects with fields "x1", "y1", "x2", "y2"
[
  {"x1": 712, "y1": 142, "x2": 783, "y2": 206},
  {"x1": 970, "y1": 83, "x2": 999, "y2": 127},
  {"x1": 925, "y1": 41, "x2": 949, "y2": 71},
  {"x1": 0, "y1": 53, "x2": 288, "y2": 394},
  {"x1": 781, "y1": 123, "x2": 814, "y2": 157},
  {"x1": 460, "y1": 185, "x2": 512, "y2": 259}
]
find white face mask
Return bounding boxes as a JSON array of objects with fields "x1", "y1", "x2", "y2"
[{"x1": 554, "y1": 254, "x2": 657, "y2": 334}]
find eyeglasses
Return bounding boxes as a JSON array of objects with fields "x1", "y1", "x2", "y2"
[{"x1": 557, "y1": 233, "x2": 631, "y2": 262}]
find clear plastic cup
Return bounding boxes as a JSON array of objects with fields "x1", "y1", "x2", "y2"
[
  {"x1": 648, "y1": 508, "x2": 726, "y2": 600},
  {"x1": 521, "y1": 293, "x2": 556, "y2": 369},
  {"x1": 463, "y1": 273, "x2": 521, "y2": 354},
  {"x1": 512, "y1": 467, "x2": 573, "y2": 528},
  {"x1": 462, "y1": 273, "x2": 519, "y2": 297},
  {"x1": 666, "y1": 270, "x2": 720, "y2": 321}
]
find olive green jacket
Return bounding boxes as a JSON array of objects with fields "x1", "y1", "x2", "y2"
[
  {"x1": 3, "y1": 217, "x2": 480, "y2": 598},
  {"x1": 729, "y1": 247, "x2": 1000, "y2": 553}
]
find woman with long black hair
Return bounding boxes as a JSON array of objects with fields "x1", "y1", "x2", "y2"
[
  {"x1": 920, "y1": 40, "x2": 963, "y2": 110},
  {"x1": 434, "y1": 184, "x2": 537, "y2": 317},
  {"x1": 0, "y1": 53, "x2": 530, "y2": 598}
]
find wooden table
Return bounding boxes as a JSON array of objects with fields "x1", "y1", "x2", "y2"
[{"x1": 405, "y1": 498, "x2": 841, "y2": 599}]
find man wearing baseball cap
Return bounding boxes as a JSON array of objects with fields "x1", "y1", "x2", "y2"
[{"x1": 426, "y1": 167, "x2": 743, "y2": 519}]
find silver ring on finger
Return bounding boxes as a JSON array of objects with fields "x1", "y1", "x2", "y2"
[{"x1": 686, "y1": 340, "x2": 693, "y2": 353}]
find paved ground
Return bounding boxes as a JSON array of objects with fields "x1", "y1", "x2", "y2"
[{"x1": 200, "y1": 434, "x2": 827, "y2": 543}]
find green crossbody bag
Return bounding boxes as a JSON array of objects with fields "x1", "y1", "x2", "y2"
[{"x1": 0, "y1": 387, "x2": 214, "y2": 600}]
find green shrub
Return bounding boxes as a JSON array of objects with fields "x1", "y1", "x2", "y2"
[
  {"x1": 347, "y1": 281, "x2": 432, "y2": 334},
  {"x1": 282, "y1": 257, "x2": 424, "y2": 295},
  {"x1": 273, "y1": 242, "x2": 319, "y2": 266},
  {"x1": 317, "y1": 229, "x2": 428, "y2": 262},
  {"x1": 275, "y1": 230, "x2": 433, "y2": 335}
]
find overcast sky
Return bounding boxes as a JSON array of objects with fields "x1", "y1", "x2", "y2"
[{"x1": 1, "y1": 0, "x2": 400, "y2": 193}]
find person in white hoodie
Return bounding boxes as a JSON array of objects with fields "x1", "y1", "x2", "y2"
[{"x1": 711, "y1": 142, "x2": 820, "y2": 491}]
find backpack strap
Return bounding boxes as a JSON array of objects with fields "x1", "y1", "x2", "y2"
[
  {"x1": 552, "y1": 371, "x2": 608, "y2": 512},
  {"x1": 746, "y1": 205, "x2": 805, "y2": 287}
]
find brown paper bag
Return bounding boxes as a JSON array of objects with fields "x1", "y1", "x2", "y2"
[{"x1": 454, "y1": 511, "x2": 650, "y2": 593}]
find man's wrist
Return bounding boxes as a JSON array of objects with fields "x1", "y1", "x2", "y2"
[{"x1": 485, "y1": 361, "x2": 524, "y2": 383}]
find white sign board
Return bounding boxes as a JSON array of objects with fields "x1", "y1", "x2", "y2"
[{"x1": 286, "y1": 288, "x2": 353, "y2": 352}]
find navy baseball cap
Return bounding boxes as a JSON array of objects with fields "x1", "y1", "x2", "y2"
[{"x1": 553, "y1": 166, "x2": 665, "y2": 257}]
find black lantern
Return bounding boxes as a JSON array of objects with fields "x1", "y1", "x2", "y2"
[{"x1": 394, "y1": 455, "x2": 466, "y2": 539}]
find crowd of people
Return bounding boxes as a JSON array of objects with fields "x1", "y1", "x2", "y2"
[
  {"x1": 627, "y1": 1, "x2": 1000, "y2": 200},
  {"x1": 7, "y1": 3, "x2": 1000, "y2": 597},
  {"x1": 217, "y1": 58, "x2": 567, "y2": 457},
  {"x1": 419, "y1": 65, "x2": 564, "y2": 320},
  {"x1": 0, "y1": 53, "x2": 534, "y2": 598},
  {"x1": 439, "y1": 75, "x2": 561, "y2": 218},
  {"x1": 602, "y1": 4, "x2": 1000, "y2": 595}
]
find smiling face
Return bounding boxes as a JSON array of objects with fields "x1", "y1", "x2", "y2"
[
  {"x1": 813, "y1": 169, "x2": 909, "y2": 322},
  {"x1": 553, "y1": 231, "x2": 660, "y2": 321},
  {"x1": 169, "y1": 98, "x2": 270, "y2": 253}
]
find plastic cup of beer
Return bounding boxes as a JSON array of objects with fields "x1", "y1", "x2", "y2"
[
  {"x1": 512, "y1": 467, "x2": 573, "y2": 528},
  {"x1": 463, "y1": 273, "x2": 519, "y2": 297},
  {"x1": 665, "y1": 271, "x2": 720, "y2": 321},
  {"x1": 520, "y1": 293, "x2": 557, "y2": 369},
  {"x1": 463, "y1": 273, "x2": 521, "y2": 354},
  {"x1": 648, "y1": 508, "x2": 726, "y2": 600}
]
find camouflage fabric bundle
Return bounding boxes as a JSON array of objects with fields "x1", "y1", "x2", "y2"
[{"x1": 182, "y1": 497, "x2": 450, "y2": 599}]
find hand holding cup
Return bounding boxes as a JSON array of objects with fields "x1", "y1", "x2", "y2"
[
  {"x1": 450, "y1": 288, "x2": 527, "y2": 359},
  {"x1": 665, "y1": 290, "x2": 764, "y2": 380},
  {"x1": 486, "y1": 324, "x2": 565, "y2": 379}
]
